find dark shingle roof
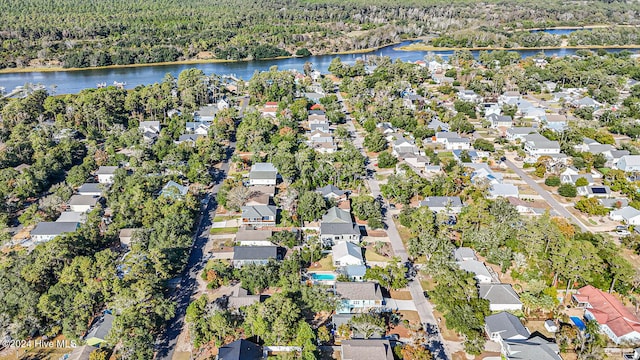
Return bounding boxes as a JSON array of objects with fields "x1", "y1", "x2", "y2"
[{"x1": 218, "y1": 339, "x2": 263, "y2": 360}]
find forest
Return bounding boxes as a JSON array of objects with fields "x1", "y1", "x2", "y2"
[{"x1": 0, "y1": 0, "x2": 639, "y2": 69}]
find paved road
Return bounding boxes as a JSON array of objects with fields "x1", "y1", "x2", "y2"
[
  {"x1": 155, "y1": 142, "x2": 235, "y2": 360},
  {"x1": 504, "y1": 159, "x2": 589, "y2": 232},
  {"x1": 336, "y1": 90, "x2": 451, "y2": 359}
]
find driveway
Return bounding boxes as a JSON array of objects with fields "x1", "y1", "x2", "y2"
[{"x1": 504, "y1": 160, "x2": 589, "y2": 232}]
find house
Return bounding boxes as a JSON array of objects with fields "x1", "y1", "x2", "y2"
[
  {"x1": 485, "y1": 312, "x2": 529, "y2": 344},
  {"x1": 523, "y1": 133, "x2": 561, "y2": 157},
  {"x1": 66, "y1": 345, "x2": 98, "y2": 360},
  {"x1": 340, "y1": 339, "x2": 394, "y2": 360},
  {"x1": 68, "y1": 195, "x2": 100, "y2": 213},
  {"x1": 232, "y1": 246, "x2": 284, "y2": 268},
  {"x1": 577, "y1": 185, "x2": 611, "y2": 198},
  {"x1": 392, "y1": 136, "x2": 419, "y2": 156},
  {"x1": 218, "y1": 339, "x2": 263, "y2": 360},
  {"x1": 245, "y1": 191, "x2": 271, "y2": 206},
  {"x1": 335, "y1": 282, "x2": 384, "y2": 314},
  {"x1": 488, "y1": 184, "x2": 519, "y2": 199},
  {"x1": 426, "y1": 118, "x2": 449, "y2": 132},
  {"x1": 503, "y1": 336, "x2": 562, "y2": 360},
  {"x1": 487, "y1": 114, "x2": 513, "y2": 130},
  {"x1": 499, "y1": 91, "x2": 521, "y2": 105},
  {"x1": 139, "y1": 121, "x2": 160, "y2": 134},
  {"x1": 85, "y1": 313, "x2": 114, "y2": 346},
  {"x1": 227, "y1": 287, "x2": 262, "y2": 310},
  {"x1": 454, "y1": 247, "x2": 477, "y2": 262},
  {"x1": 118, "y1": 228, "x2": 141, "y2": 248},
  {"x1": 308, "y1": 129, "x2": 333, "y2": 143},
  {"x1": 304, "y1": 92, "x2": 325, "y2": 104},
  {"x1": 479, "y1": 284, "x2": 523, "y2": 311},
  {"x1": 320, "y1": 207, "x2": 360, "y2": 245},
  {"x1": 458, "y1": 89, "x2": 482, "y2": 103},
  {"x1": 573, "y1": 285, "x2": 640, "y2": 344},
  {"x1": 573, "y1": 96, "x2": 601, "y2": 109},
  {"x1": 332, "y1": 241, "x2": 364, "y2": 267},
  {"x1": 309, "y1": 119, "x2": 330, "y2": 132},
  {"x1": 610, "y1": 206, "x2": 640, "y2": 225},
  {"x1": 77, "y1": 183, "x2": 104, "y2": 196},
  {"x1": 176, "y1": 134, "x2": 203, "y2": 144},
  {"x1": 31, "y1": 222, "x2": 79, "y2": 243},
  {"x1": 56, "y1": 211, "x2": 87, "y2": 224},
  {"x1": 418, "y1": 196, "x2": 463, "y2": 214},
  {"x1": 249, "y1": 163, "x2": 278, "y2": 186},
  {"x1": 339, "y1": 265, "x2": 368, "y2": 282},
  {"x1": 444, "y1": 137, "x2": 471, "y2": 150},
  {"x1": 310, "y1": 141, "x2": 338, "y2": 154},
  {"x1": 458, "y1": 260, "x2": 493, "y2": 284},
  {"x1": 467, "y1": 163, "x2": 504, "y2": 185},
  {"x1": 96, "y1": 166, "x2": 118, "y2": 184},
  {"x1": 241, "y1": 205, "x2": 277, "y2": 227},
  {"x1": 605, "y1": 149, "x2": 630, "y2": 168},
  {"x1": 617, "y1": 155, "x2": 640, "y2": 173},
  {"x1": 308, "y1": 109, "x2": 327, "y2": 122},
  {"x1": 482, "y1": 102, "x2": 502, "y2": 117},
  {"x1": 316, "y1": 184, "x2": 347, "y2": 202},
  {"x1": 400, "y1": 153, "x2": 429, "y2": 169},
  {"x1": 185, "y1": 121, "x2": 211, "y2": 135},
  {"x1": 235, "y1": 228, "x2": 274, "y2": 246},
  {"x1": 261, "y1": 102, "x2": 278, "y2": 117},
  {"x1": 544, "y1": 114, "x2": 568, "y2": 132},
  {"x1": 193, "y1": 105, "x2": 219, "y2": 122},
  {"x1": 599, "y1": 198, "x2": 629, "y2": 209},
  {"x1": 506, "y1": 127, "x2": 537, "y2": 142},
  {"x1": 560, "y1": 168, "x2": 594, "y2": 186},
  {"x1": 160, "y1": 181, "x2": 188, "y2": 199},
  {"x1": 435, "y1": 131, "x2": 460, "y2": 144}
]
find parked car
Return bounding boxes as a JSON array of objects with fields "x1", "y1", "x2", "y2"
[{"x1": 616, "y1": 229, "x2": 631, "y2": 236}]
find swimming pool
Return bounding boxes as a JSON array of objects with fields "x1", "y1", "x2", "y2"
[
  {"x1": 570, "y1": 316, "x2": 586, "y2": 330},
  {"x1": 311, "y1": 273, "x2": 337, "y2": 281}
]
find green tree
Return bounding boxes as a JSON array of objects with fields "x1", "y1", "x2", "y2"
[
  {"x1": 558, "y1": 183, "x2": 577, "y2": 198},
  {"x1": 364, "y1": 131, "x2": 388, "y2": 153},
  {"x1": 297, "y1": 191, "x2": 328, "y2": 222},
  {"x1": 377, "y1": 152, "x2": 398, "y2": 169}
]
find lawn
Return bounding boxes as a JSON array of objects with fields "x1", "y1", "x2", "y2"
[
  {"x1": 364, "y1": 248, "x2": 389, "y2": 262},
  {"x1": 210, "y1": 227, "x2": 239, "y2": 235},
  {"x1": 597, "y1": 167, "x2": 610, "y2": 175},
  {"x1": 399, "y1": 310, "x2": 421, "y2": 325},
  {"x1": 309, "y1": 255, "x2": 335, "y2": 271},
  {"x1": 390, "y1": 290, "x2": 413, "y2": 300}
]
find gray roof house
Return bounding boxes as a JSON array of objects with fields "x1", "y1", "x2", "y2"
[
  {"x1": 339, "y1": 264, "x2": 368, "y2": 282},
  {"x1": 316, "y1": 184, "x2": 347, "y2": 201},
  {"x1": 85, "y1": 313, "x2": 114, "y2": 346},
  {"x1": 503, "y1": 335, "x2": 562, "y2": 360},
  {"x1": 458, "y1": 260, "x2": 494, "y2": 284},
  {"x1": 235, "y1": 228, "x2": 274, "y2": 246},
  {"x1": 392, "y1": 136, "x2": 419, "y2": 156},
  {"x1": 56, "y1": 211, "x2": 87, "y2": 224},
  {"x1": 453, "y1": 247, "x2": 477, "y2": 262},
  {"x1": 31, "y1": 222, "x2": 79, "y2": 244},
  {"x1": 320, "y1": 207, "x2": 360, "y2": 245},
  {"x1": 610, "y1": 206, "x2": 640, "y2": 225},
  {"x1": 335, "y1": 282, "x2": 384, "y2": 314},
  {"x1": 485, "y1": 311, "x2": 530, "y2": 344},
  {"x1": 506, "y1": 127, "x2": 537, "y2": 141},
  {"x1": 232, "y1": 246, "x2": 284, "y2": 268},
  {"x1": 160, "y1": 181, "x2": 189, "y2": 199},
  {"x1": 479, "y1": 284, "x2": 523, "y2": 311},
  {"x1": 419, "y1": 196, "x2": 463, "y2": 214},
  {"x1": 487, "y1": 114, "x2": 513, "y2": 130},
  {"x1": 249, "y1": 162, "x2": 278, "y2": 186},
  {"x1": 77, "y1": 183, "x2": 104, "y2": 196},
  {"x1": 227, "y1": 287, "x2": 262, "y2": 310},
  {"x1": 218, "y1": 339, "x2": 263, "y2": 360},
  {"x1": 332, "y1": 241, "x2": 364, "y2": 267},
  {"x1": 341, "y1": 339, "x2": 394, "y2": 360},
  {"x1": 96, "y1": 166, "x2": 118, "y2": 184},
  {"x1": 616, "y1": 155, "x2": 640, "y2": 173},
  {"x1": 67, "y1": 195, "x2": 100, "y2": 213},
  {"x1": 241, "y1": 205, "x2": 277, "y2": 227},
  {"x1": 523, "y1": 133, "x2": 561, "y2": 158},
  {"x1": 66, "y1": 345, "x2": 98, "y2": 360}
]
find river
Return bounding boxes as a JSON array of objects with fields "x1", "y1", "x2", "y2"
[{"x1": 0, "y1": 39, "x2": 636, "y2": 95}]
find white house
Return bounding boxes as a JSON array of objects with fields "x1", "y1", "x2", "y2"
[
  {"x1": 77, "y1": 183, "x2": 104, "y2": 196},
  {"x1": 96, "y1": 166, "x2": 118, "y2": 184},
  {"x1": 31, "y1": 222, "x2": 79, "y2": 243},
  {"x1": 617, "y1": 155, "x2": 640, "y2": 173},
  {"x1": 392, "y1": 136, "x2": 419, "y2": 156},
  {"x1": 479, "y1": 284, "x2": 523, "y2": 312},
  {"x1": 320, "y1": 207, "x2": 360, "y2": 245},
  {"x1": 458, "y1": 90, "x2": 482, "y2": 103},
  {"x1": 506, "y1": 127, "x2": 537, "y2": 142},
  {"x1": 332, "y1": 241, "x2": 364, "y2": 267},
  {"x1": 574, "y1": 285, "x2": 640, "y2": 345},
  {"x1": 488, "y1": 184, "x2": 519, "y2": 199},
  {"x1": 444, "y1": 137, "x2": 471, "y2": 150},
  {"x1": 308, "y1": 129, "x2": 333, "y2": 143},
  {"x1": 419, "y1": 196, "x2": 463, "y2": 214},
  {"x1": 67, "y1": 195, "x2": 100, "y2": 213},
  {"x1": 485, "y1": 311, "x2": 529, "y2": 345},
  {"x1": 610, "y1": 206, "x2": 640, "y2": 225},
  {"x1": 487, "y1": 114, "x2": 513, "y2": 130},
  {"x1": 499, "y1": 91, "x2": 521, "y2": 105},
  {"x1": 335, "y1": 282, "x2": 384, "y2": 314},
  {"x1": 249, "y1": 163, "x2": 278, "y2": 186},
  {"x1": 458, "y1": 259, "x2": 493, "y2": 283},
  {"x1": 523, "y1": 133, "x2": 561, "y2": 157}
]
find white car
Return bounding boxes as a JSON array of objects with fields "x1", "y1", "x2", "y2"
[{"x1": 616, "y1": 229, "x2": 631, "y2": 236}]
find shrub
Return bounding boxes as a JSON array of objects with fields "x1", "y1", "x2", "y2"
[
  {"x1": 558, "y1": 183, "x2": 577, "y2": 198},
  {"x1": 377, "y1": 152, "x2": 398, "y2": 168},
  {"x1": 545, "y1": 176, "x2": 561, "y2": 187},
  {"x1": 575, "y1": 177, "x2": 589, "y2": 187}
]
